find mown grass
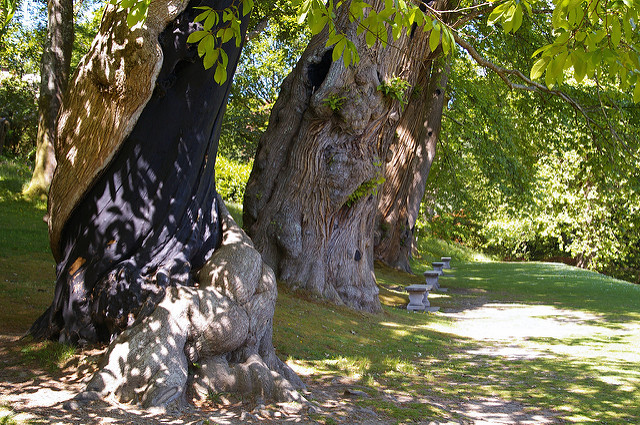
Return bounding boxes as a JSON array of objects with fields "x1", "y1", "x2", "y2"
[
  {"x1": 1, "y1": 157, "x2": 639, "y2": 424},
  {"x1": 0, "y1": 159, "x2": 55, "y2": 334}
]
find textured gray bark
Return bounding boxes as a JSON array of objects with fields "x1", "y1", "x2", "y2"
[
  {"x1": 26, "y1": 0, "x2": 73, "y2": 196},
  {"x1": 374, "y1": 57, "x2": 450, "y2": 272},
  {"x1": 243, "y1": 0, "x2": 436, "y2": 312},
  {"x1": 84, "y1": 201, "x2": 303, "y2": 410}
]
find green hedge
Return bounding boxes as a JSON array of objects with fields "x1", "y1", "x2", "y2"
[{"x1": 215, "y1": 156, "x2": 252, "y2": 203}]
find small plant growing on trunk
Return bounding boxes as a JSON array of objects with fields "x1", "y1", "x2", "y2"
[
  {"x1": 323, "y1": 93, "x2": 346, "y2": 112},
  {"x1": 377, "y1": 77, "x2": 411, "y2": 109}
]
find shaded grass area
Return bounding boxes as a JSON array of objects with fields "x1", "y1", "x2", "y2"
[
  {"x1": 1, "y1": 158, "x2": 639, "y2": 423},
  {"x1": 0, "y1": 159, "x2": 55, "y2": 335}
]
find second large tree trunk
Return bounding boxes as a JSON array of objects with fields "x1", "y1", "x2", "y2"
[
  {"x1": 243, "y1": 2, "x2": 437, "y2": 312},
  {"x1": 374, "y1": 57, "x2": 450, "y2": 272}
]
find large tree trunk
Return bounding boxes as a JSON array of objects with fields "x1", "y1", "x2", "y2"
[
  {"x1": 374, "y1": 57, "x2": 450, "y2": 272},
  {"x1": 25, "y1": 0, "x2": 73, "y2": 197},
  {"x1": 243, "y1": 1, "x2": 437, "y2": 313},
  {"x1": 30, "y1": 0, "x2": 302, "y2": 410}
]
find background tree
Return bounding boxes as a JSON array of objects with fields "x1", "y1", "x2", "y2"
[
  {"x1": 24, "y1": 0, "x2": 73, "y2": 196},
  {"x1": 422, "y1": 17, "x2": 640, "y2": 282}
]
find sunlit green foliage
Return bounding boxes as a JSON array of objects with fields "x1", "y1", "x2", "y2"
[
  {"x1": 0, "y1": 2, "x2": 100, "y2": 159},
  {"x1": 0, "y1": 76, "x2": 38, "y2": 157},
  {"x1": 214, "y1": 156, "x2": 252, "y2": 203},
  {"x1": 421, "y1": 17, "x2": 640, "y2": 283},
  {"x1": 219, "y1": 5, "x2": 309, "y2": 161},
  {"x1": 377, "y1": 76, "x2": 411, "y2": 108},
  {"x1": 0, "y1": 5, "x2": 46, "y2": 76},
  {"x1": 0, "y1": 0, "x2": 18, "y2": 35}
]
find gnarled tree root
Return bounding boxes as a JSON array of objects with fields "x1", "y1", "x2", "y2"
[{"x1": 80, "y1": 199, "x2": 304, "y2": 411}]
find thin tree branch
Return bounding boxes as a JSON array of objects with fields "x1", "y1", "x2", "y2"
[
  {"x1": 452, "y1": 30, "x2": 601, "y2": 134},
  {"x1": 594, "y1": 76, "x2": 640, "y2": 161}
]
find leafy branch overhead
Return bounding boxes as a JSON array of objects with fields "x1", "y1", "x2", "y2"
[
  {"x1": 116, "y1": 0, "x2": 253, "y2": 85},
  {"x1": 295, "y1": 0, "x2": 457, "y2": 67},
  {"x1": 524, "y1": 0, "x2": 640, "y2": 98},
  {"x1": 113, "y1": 0, "x2": 640, "y2": 101}
]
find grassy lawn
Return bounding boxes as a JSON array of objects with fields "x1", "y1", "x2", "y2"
[{"x1": 1, "y1": 157, "x2": 639, "y2": 424}]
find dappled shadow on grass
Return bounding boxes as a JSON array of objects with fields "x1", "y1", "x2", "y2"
[
  {"x1": 274, "y1": 284, "x2": 566, "y2": 424},
  {"x1": 443, "y1": 348, "x2": 640, "y2": 423},
  {"x1": 274, "y1": 258, "x2": 640, "y2": 424}
]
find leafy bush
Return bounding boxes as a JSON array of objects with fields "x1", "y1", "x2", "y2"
[
  {"x1": 215, "y1": 156, "x2": 252, "y2": 203},
  {"x1": 0, "y1": 75, "x2": 38, "y2": 158},
  {"x1": 417, "y1": 208, "x2": 484, "y2": 249}
]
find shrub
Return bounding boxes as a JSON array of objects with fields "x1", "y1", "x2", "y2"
[
  {"x1": 215, "y1": 156, "x2": 252, "y2": 203},
  {"x1": 0, "y1": 75, "x2": 38, "y2": 158}
]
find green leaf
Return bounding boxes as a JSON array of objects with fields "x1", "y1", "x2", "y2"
[
  {"x1": 346, "y1": 39, "x2": 359, "y2": 66},
  {"x1": 545, "y1": 63, "x2": 555, "y2": 87},
  {"x1": 487, "y1": 2, "x2": 509, "y2": 25},
  {"x1": 444, "y1": 28, "x2": 456, "y2": 55},
  {"x1": 309, "y1": 13, "x2": 328, "y2": 34},
  {"x1": 572, "y1": 51, "x2": 587, "y2": 83},
  {"x1": 204, "y1": 10, "x2": 218, "y2": 31},
  {"x1": 441, "y1": 28, "x2": 450, "y2": 54},
  {"x1": 187, "y1": 30, "x2": 209, "y2": 44},
  {"x1": 194, "y1": 9, "x2": 210, "y2": 23},
  {"x1": 326, "y1": 32, "x2": 343, "y2": 47},
  {"x1": 530, "y1": 56, "x2": 551, "y2": 79},
  {"x1": 429, "y1": 24, "x2": 440, "y2": 52},
  {"x1": 378, "y1": 23, "x2": 388, "y2": 47},
  {"x1": 198, "y1": 33, "x2": 214, "y2": 57},
  {"x1": 297, "y1": 0, "x2": 312, "y2": 24},
  {"x1": 365, "y1": 28, "x2": 377, "y2": 47},
  {"x1": 531, "y1": 43, "x2": 553, "y2": 58},
  {"x1": 593, "y1": 29, "x2": 606, "y2": 43},
  {"x1": 549, "y1": 51, "x2": 569, "y2": 84},
  {"x1": 242, "y1": 0, "x2": 253, "y2": 16},
  {"x1": 623, "y1": 12, "x2": 633, "y2": 37},
  {"x1": 332, "y1": 37, "x2": 346, "y2": 62},
  {"x1": 222, "y1": 27, "x2": 234, "y2": 43},
  {"x1": 634, "y1": 83, "x2": 640, "y2": 103},
  {"x1": 220, "y1": 49, "x2": 228, "y2": 68},
  {"x1": 203, "y1": 48, "x2": 219, "y2": 69},
  {"x1": 502, "y1": 5, "x2": 516, "y2": 33},
  {"x1": 214, "y1": 63, "x2": 227, "y2": 85},
  {"x1": 610, "y1": 18, "x2": 622, "y2": 46},
  {"x1": 392, "y1": 22, "x2": 401, "y2": 40},
  {"x1": 511, "y1": 4, "x2": 523, "y2": 32},
  {"x1": 555, "y1": 30, "x2": 570, "y2": 45}
]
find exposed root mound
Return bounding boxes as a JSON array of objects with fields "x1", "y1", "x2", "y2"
[{"x1": 82, "y1": 200, "x2": 304, "y2": 411}]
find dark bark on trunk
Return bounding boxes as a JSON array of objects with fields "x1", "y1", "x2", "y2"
[
  {"x1": 26, "y1": 0, "x2": 73, "y2": 196},
  {"x1": 243, "y1": 0, "x2": 435, "y2": 312},
  {"x1": 30, "y1": 0, "x2": 302, "y2": 409},
  {"x1": 374, "y1": 57, "x2": 450, "y2": 272}
]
